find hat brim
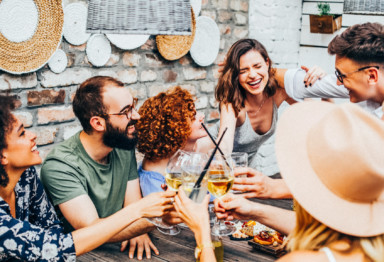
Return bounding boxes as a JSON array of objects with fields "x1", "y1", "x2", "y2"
[{"x1": 276, "y1": 101, "x2": 384, "y2": 237}]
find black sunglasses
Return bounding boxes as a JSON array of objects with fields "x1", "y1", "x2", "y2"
[{"x1": 335, "y1": 66, "x2": 380, "y2": 83}]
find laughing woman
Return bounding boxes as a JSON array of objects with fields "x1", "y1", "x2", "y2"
[
  {"x1": 0, "y1": 95, "x2": 175, "y2": 261},
  {"x1": 197, "y1": 39, "x2": 295, "y2": 168}
]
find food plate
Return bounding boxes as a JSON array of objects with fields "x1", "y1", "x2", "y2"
[
  {"x1": 248, "y1": 239, "x2": 286, "y2": 257},
  {"x1": 237, "y1": 220, "x2": 287, "y2": 257}
]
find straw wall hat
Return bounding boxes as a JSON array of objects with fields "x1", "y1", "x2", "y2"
[
  {"x1": 0, "y1": 0, "x2": 64, "y2": 74},
  {"x1": 276, "y1": 101, "x2": 384, "y2": 237},
  {"x1": 156, "y1": 8, "x2": 196, "y2": 61}
]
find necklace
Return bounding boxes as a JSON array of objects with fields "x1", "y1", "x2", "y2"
[{"x1": 253, "y1": 97, "x2": 267, "y2": 116}]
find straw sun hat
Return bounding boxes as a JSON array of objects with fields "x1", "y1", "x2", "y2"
[
  {"x1": 276, "y1": 101, "x2": 384, "y2": 237},
  {"x1": 0, "y1": 0, "x2": 64, "y2": 74}
]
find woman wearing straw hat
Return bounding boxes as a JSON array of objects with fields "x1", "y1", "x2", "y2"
[
  {"x1": 176, "y1": 101, "x2": 384, "y2": 262},
  {"x1": 0, "y1": 95, "x2": 175, "y2": 261}
]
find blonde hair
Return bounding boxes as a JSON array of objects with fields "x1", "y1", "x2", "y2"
[{"x1": 286, "y1": 200, "x2": 384, "y2": 262}]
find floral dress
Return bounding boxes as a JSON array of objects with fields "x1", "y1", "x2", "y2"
[{"x1": 0, "y1": 167, "x2": 76, "y2": 261}]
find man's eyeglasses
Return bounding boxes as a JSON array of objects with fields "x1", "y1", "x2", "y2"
[
  {"x1": 335, "y1": 66, "x2": 380, "y2": 84},
  {"x1": 100, "y1": 97, "x2": 138, "y2": 120}
]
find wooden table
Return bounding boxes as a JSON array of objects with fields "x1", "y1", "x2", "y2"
[{"x1": 78, "y1": 198, "x2": 292, "y2": 262}]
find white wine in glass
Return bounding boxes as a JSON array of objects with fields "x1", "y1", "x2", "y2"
[
  {"x1": 165, "y1": 172, "x2": 183, "y2": 191},
  {"x1": 207, "y1": 174, "x2": 234, "y2": 198},
  {"x1": 207, "y1": 155, "x2": 236, "y2": 236}
]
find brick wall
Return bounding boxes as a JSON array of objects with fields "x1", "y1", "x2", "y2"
[
  {"x1": 249, "y1": 0, "x2": 302, "y2": 175},
  {"x1": 0, "y1": 0, "x2": 249, "y2": 167}
]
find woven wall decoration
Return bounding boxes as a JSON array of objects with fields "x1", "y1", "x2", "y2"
[
  {"x1": 0, "y1": 0, "x2": 63, "y2": 74},
  {"x1": 48, "y1": 49, "x2": 67, "y2": 74},
  {"x1": 344, "y1": 0, "x2": 384, "y2": 14},
  {"x1": 156, "y1": 8, "x2": 195, "y2": 61},
  {"x1": 106, "y1": 34, "x2": 150, "y2": 50},
  {"x1": 190, "y1": 16, "x2": 220, "y2": 67},
  {"x1": 87, "y1": 0, "x2": 192, "y2": 35},
  {"x1": 63, "y1": 3, "x2": 91, "y2": 46},
  {"x1": 86, "y1": 34, "x2": 111, "y2": 67}
]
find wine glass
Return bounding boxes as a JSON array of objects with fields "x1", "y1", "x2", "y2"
[
  {"x1": 147, "y1": 150, "x2": 190, "y2": 235},
  {"x1": 181, "y1": 152, "x2": 209, "y2": 203},
  {"x1": 207, "y1": 154, "x2": 236, "y2": 236},
  {"x1": 230, "y1": 152, "x2": 248, "y2": 194}
]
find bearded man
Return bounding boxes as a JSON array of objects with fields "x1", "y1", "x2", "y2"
[{"x1": 41, "y1": 76, "x2": 158, "y2": 260}]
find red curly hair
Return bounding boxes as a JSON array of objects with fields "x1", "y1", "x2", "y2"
[{"x1": 137, "y1": 86, "x2": 196, "y2": 161}]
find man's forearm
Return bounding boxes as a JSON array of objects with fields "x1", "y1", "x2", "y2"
[
  {"x1": 270, "y1": 179, "x2": 293, "y2": 199},
  {"x1": 250, "y1": 203, "x2": 295, "y2": 236},
  {"x1": 107, "y1": 218, "x2": 155, "y2": 243}
]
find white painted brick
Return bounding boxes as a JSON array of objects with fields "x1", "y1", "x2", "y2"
[
  {"x1": 235, "y1": 13, "x2": 247, "y2": 25},
  {"x1": 40, "y1": 68, "x2": 92, "y2": 88},
  {"x1": 209, "y1": 96, "x2": 219, "y2": 108},
  {"x1": 195, "y1": 96, "x2": 208, "y2": 109},
  {"x1": 140, "y1": 70, "x2": 157, "y2": 82},
  {"x1": 128, "y1": 85, "x2": 147, "y2": 100},
  {"x1": 0, "y1": 73, "x2": 37, "y2": 90},
  {"x1": 63, "y1": 123, "x2": 83, "y2": 140},
  {"x1": 148, "y1": 84, "x2": 172, "y2": 97},
  {"x1": 179, "y1": 84, "x2": 197, "y2": 95},
  {"x1": 14, "y1": 111, "x2": 33, "y2": 127},
  {"x1": 33, "y1": 126, "x2": 58, "y2": 146},
  {"x1": 117, "y1": 69, "x2": 138, "y2": 84},
  {"x1": 183, "y1": 67, "x2": 207, "y2": 81},
  {"x1": 200, "y1": 81, "x2": 215, "y2": 93},
  {"x1": 97, "y1": 70, "x2": 118, "y2": 78}
]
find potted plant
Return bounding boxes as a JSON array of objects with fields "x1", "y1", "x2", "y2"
[{"x1": 310, "y1": 3, "x2": 342, "y2": 34}]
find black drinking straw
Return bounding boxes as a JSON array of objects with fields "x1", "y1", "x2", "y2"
[
  {"x1": 189, "y1": 128, "x2": 228, "y2": 199},
  {"x1": 201, "y1": 123, "x2": 230, "y2": 168}
]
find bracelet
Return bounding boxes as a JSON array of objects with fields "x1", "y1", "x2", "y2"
[{"x1": 194, "y1": 242, "x2": 214, "y2": 259}]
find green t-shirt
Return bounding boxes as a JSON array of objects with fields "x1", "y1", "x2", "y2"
[{"x1": 40, "y1": 131, "x2": 138, "y2": 232}]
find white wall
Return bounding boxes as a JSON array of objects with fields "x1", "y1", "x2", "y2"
[
  {"x1": 248, "y1": 0, "x2": 302, "y2": 175},
  {"x1": 299, "y1": 0, "x2": 384, "y2": 73}
]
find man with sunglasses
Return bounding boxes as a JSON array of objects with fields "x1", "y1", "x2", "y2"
[
  {"x1": 41, "y1": 76, "x2": 159, "y2": 260},
  {"x1": 283, "y1": 22, "x2": 384, "y2": 119}
]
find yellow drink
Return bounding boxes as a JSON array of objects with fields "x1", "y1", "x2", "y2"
[
  {"x1": 207, "y1": 175, "x2": 234, "y2": 198},
  {"x1": 213, "y1": 240, "x2": 224, "y2": 262},
  {"x1": 196, "y1": 240, "x2": 223, "y2": 262},
  {"x1": 165, "y1": 172, "x2": 182, "y2": 191}
]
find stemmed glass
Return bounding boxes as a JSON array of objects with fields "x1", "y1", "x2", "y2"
[
  {"x1": 147, "y1": 150, "x2": 190, "y2": 235},
  {"x1": 230, "y1": 152, "x2": 248, "y2": 193},
  {"x1": 181, "y1": 152, "x2": 209, "y2": 203},
  {"x1": 207, "y1": 154, "x2": 236, "y2": 236}
]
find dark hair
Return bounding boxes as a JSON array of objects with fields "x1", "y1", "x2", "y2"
[
  {"x1": 0, "y1": 95, "x2": 16, "y2": 187},
  {"x1": 328, "y1": 22, "x2": 384, "y2": 65},
  {"x1": 136, "y1": 86, "x2": 196, "y2": 161},
  {"x1": 216, "y1": 39, "x2": 278, "y2": 117},
  {"x1": 73, "y1": 76, "x2": 124, "y2": 133}
]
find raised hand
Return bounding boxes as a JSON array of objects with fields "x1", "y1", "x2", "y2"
[
  {"x1": 301, "y1": 65, "x2": 327, "y2": 87},
  {"x1": 174, "y1": 190, "x2": 210, "y2": 234},
  {"x1": 214, "y1": 193, "x2": 256, "y2": 221},
  {"x1": 136, "y1": 190, "x2": 176, "y2": 218}
]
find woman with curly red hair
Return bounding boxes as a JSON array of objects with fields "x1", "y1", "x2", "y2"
[{"x1": 136, "y1": 86, "x2": 207, "y2": 196}]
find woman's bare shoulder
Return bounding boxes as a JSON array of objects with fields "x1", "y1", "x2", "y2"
[{"x1": 277, "y1": 250, "x2": 326, "y2": 262}]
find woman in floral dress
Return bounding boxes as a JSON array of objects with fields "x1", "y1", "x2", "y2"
[{"x1": 0, "y1": 95, "x2": 175, "y2": 261}]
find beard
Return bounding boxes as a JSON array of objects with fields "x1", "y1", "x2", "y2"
[{"x1": 102, "y1": 119, "x2": 138, "y2": 150}]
